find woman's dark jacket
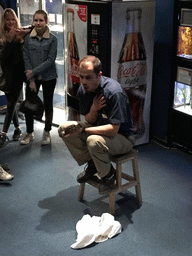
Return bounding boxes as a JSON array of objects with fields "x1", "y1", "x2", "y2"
[{"x1": 0, "y1": 39, "x2": 25, "y2": 93}]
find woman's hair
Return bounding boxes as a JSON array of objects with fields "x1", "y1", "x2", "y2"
[
  {"x1": 33, "y1": 10, "x2": 49, "y2": 24},
  {"x1": 79, "y1": 55, "x2": 102, "y2": 75},
  {"x1": 0, "y1": 8, "x2": 21, "y2": 40}
]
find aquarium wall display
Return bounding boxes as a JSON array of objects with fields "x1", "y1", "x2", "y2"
[
  {"x1": 170, "y1": 2, "x2": 192, "y2": 149},
  {"x1": 177, "y1": 26, "x2": 192, "y2": 59},
  {"x1": 174, "y1": 67, "x2": 192, "y2": 116},
  {"x1": 173, "y1": 82, "x2": 192, "y2": 114}
]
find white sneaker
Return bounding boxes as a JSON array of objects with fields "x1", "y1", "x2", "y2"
[
  {"x1": 41, "y1": 131, "x2": 51, "y2": 146},
  {"x1": 20, "y1": 133, "x2": 34, "y2": 145},
  {"x1": 0, "y1": 166, "x2": 14, "y2": 181}
]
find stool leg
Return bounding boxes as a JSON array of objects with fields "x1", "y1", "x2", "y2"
[
  {"x1": 116, "y1": 162, "x2": 122, "y2": 187},
  {"x1": 109, "y1": 193, "x2": 116, "y2": 216},
  {"x1": 132, "y1": 157, "x2": 142, "y2": 205},
  {"x1": 78, "y1": 183, "x2": 85, "y2": 201}
]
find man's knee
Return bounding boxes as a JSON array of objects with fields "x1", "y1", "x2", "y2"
[
  {"x1": 58, "y1": 121, "x2": 78, "y2": 137},
  {"x1": 87, "y1": 135, "x2": 108, "y2": 153}
]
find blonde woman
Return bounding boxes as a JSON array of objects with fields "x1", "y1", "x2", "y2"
[{"x1": 0, "y1": 8, "x2": 30, "y2": 146}]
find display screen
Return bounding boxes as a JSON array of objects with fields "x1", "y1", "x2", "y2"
[
  {"x1": 177, "y1": 26, "x2": 192, "y2": 59},
  {"x1": 173, "y1": 81, "x2": 192, "y2": 116}
]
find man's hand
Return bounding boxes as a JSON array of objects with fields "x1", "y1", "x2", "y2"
[
  {"x1": 25, "y1": 70, "x2": 34, "y2": 80},
  {"x1": 92, "y1": 94, "x2": 106, "y2": 112},
  {"x1": 85, "y1": 94, "x2": 106, "y2": 125},
  {"x1": 58, "y1": 123, "x2": 82, "y2": 138},
  {"x1": 29, "y1": 81, "x2": 37, "y2": 92}
]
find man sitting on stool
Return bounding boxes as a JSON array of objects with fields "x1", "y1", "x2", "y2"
[{"x1": 58, "y1": 55, "x2": 134, "y2": 194}]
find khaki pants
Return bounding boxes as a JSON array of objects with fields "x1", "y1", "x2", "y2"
[{"x1": 58, "y1": 121, "x2": 134, "y2": 178}]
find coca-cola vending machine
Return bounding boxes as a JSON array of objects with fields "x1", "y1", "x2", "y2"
[{"x1": 64, "y1": 0, "x2": 156, "y2": 145}]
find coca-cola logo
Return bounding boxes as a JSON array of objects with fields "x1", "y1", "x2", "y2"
[
  {"x1": 77, "y1": 5, "x2": 87, "y2": 22},
  {"x1": 68, "y1": 58, "x2": 80, "y2": 83},
  {"x1": 68, "y1": 63, "x2": 78, "y2": 76},
  {"x1": 117, "y1": 62, "x2": 146, "y2": 78},
  {"x1": 125, "y1": 77, "x2": 139, "y2": 86}
]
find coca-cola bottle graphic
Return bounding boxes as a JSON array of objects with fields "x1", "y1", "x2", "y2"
[
  {"x1": 67, "y1": 8, "x2": 80, "y2": 97},
  {"x1": 117, "y1": 8, "x2": 147, "y2": 138}
]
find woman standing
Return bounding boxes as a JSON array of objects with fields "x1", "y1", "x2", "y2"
[
  {"x1": 0, "y1": 8, "x2": 28, "y2": 147},
  {"x1": 20, "y1": 10, "x2": 57, "y2": 146}
]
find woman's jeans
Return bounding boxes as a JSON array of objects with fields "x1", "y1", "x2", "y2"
[
  {"x1": 25, "y1": 79, "x2": 56, "y2": 133},
  {"x1": 3, "y1": 83, "x2": 23, "y2": 133}
]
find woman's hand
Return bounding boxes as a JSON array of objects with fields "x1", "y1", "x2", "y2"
[
  {"x1": 5, "y1": 27, "x2": 16, "y2": 42},
  {"x1": 25, "y1": 70, "x2": 34, "y2": 80},
  {"x1": 29, "y1": 81, "x2": 37, "y2": 92},
  {"x1": 15, "y1": 28, "x2": 30, "y2": 38}
]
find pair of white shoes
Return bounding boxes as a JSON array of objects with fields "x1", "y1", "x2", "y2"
[{"x1": 20, "y1": 131, "x2": 51, "y2": 146}]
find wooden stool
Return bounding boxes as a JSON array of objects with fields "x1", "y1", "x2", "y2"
[{"x1": 78, "y1": 149, "x2": 142, "y2": 215}]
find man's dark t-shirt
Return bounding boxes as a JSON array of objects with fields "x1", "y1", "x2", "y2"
[{"x1": 77, "y1": 76, "x2": 134, "y2": 138}]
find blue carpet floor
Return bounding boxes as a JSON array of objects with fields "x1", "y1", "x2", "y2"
[{"x1": 0, "y1": 114, "x2": 192, "y2": 256}]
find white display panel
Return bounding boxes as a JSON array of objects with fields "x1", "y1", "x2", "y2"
[{"x1": 111, "y1": 0, "x2": 156, "y2": 145}]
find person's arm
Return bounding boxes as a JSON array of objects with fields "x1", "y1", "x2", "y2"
[
  {"x1": 0, "y1": 29, "x2": 16, "y2": 67},
  {"x1": 5, "y1": 27, "x2": 17, "y2": 42},
  {"x1": 59, "y1": 122, "x2": 120, "y2": 138},
  {"x1": 15, "y1": 26, "x2": 34, "y2": 38},
  {"x1": 85, "y1": 93, "x2": 106, "y2": 125},
  {"x1": 83, "y1": 123, "x2": 120, "y2": 137},
  {"x1": 23, "y1": 35, "x2": 35, "y2": 83},
  {"x1": 83, "y1": 92, "x2": 120, "y2": 137},
  {"x1": 23, "y1": 35, "x2": 33, "y2": 72},
  {"x1": 60, "y1": 90, "x2": 122, "y2": 138}
]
